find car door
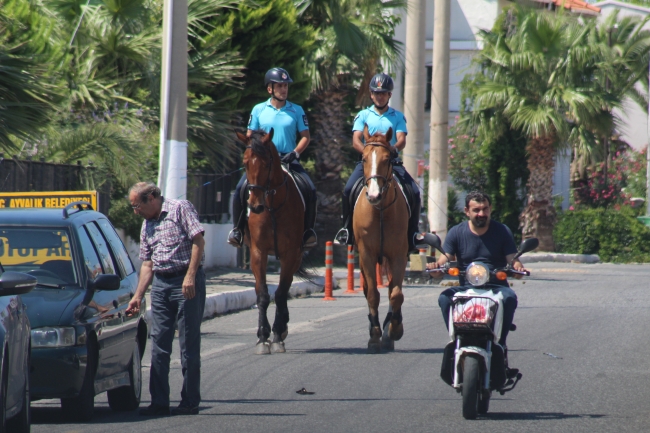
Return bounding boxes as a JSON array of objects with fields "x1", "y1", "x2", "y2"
[
  {"x1": 78, "y1": 224, "x2": 125, "y2": 379},
  {"x1": 95, "y1": 219, "x2": 138, "y2": 340}
]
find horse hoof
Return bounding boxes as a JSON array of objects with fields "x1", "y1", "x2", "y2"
[
  {"x1": 389, "y1": 322, "x2": 404, "y2": 341},
  {"x1": 381, "y1": 333, "x2": 395, "y2": 351},
  {"x1": 255, "y1": 342, "x2": 271, "y2": 355},
  {"x1": 367, "y1": 340, "x2": 381, "y2": 354},
  {"x1": 271, "y1": 342, "x2": 286, "y2": 353}
]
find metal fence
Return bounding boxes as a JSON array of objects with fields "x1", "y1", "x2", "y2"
[
  {"x1": 186, "y1": 170, "x2": 239, "y2": 223},
  {"x1": 0, "y1": 154, "x2": 110, "y2": 214},
  {"x1": 0, "y1": 154, "x2": 240, "y2": 223}
]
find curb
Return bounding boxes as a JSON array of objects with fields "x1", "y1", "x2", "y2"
[
  {"x1": 145, "y1": 275, "x2": 338, "y2": 324},
  {"x1": 520, "y1": 252, "x2": 600, "y2": 264}
]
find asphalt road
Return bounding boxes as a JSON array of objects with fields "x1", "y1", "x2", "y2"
[{"x1": 31, "y1": 262, "x2": 650, "y2": 433}]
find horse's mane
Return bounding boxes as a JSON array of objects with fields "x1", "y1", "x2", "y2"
[{"x1": 248, "y1": 130, "x2": 271, "y2": 160}]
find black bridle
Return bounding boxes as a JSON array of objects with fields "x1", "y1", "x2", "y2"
[
  {"x1": 362, "y1": 141, "x2": 399, "y2": 263},
  {"x1": 245, "y1": 145, "x2": 289, "y2": 259}
]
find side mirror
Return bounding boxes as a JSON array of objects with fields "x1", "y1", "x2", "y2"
[
  {"x1": 93, "y1": 274, "x2": 120, "y2": 291},
  {"x1": 519, "y1": 238, "x2": 539, "y2": 254},
  {"x1": 0, "y1": 271, "x2": 37, "y2": 295}
]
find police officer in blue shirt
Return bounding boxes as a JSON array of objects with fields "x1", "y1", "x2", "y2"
[
  {"x1": 334, "y1": 73, "x2": 421, "y2": 252},
  {"x1": 228, "y1": 67, "x2": 317, "y2": 249}
]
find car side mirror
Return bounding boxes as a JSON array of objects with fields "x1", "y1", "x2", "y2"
[
  {"x1": 93, "y1": 274, "x2": 120, "y2": 291},
  {"x1": 0, "y1": 271, "x2": 37, "y2": 295}
]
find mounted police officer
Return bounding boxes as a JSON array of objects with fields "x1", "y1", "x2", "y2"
[
  {"x1": 334, "y1": 72, "x2": 422, "y2": 252},
  {"x1": 228, "y1": 67, "x2": 318, "y2": 249}
]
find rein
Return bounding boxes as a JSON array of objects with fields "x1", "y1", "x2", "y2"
[
  {"x1": 245, "y1": 145, "x2": 289, "y2": 260},
  {"x1": 363, "y1": 141, "x2": 399, "y2": 263}
]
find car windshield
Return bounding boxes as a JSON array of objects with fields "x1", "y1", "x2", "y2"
[{"x1": 0, "y1": 228, "x2": 76, "y2": 286}]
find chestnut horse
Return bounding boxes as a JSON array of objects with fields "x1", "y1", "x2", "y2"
[
  {"x1": 353, "y1": 126, "x2": 410, "y2": 353},
  {"x1": 235, "y1": 129, "x2": 304, "y2": 354}
]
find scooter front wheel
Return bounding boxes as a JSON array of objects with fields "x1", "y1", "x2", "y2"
[{"x1": 462, "y1": 355, "x2": 480, "y2": 420}]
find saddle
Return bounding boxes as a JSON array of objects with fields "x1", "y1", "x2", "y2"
[{"x1": 349, "y1": 162, "x2": 416, "y2": 217}]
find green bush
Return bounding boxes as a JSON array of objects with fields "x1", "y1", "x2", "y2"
[{"x1": 554, "y1": 207, "x2": 650, "y2": 262}]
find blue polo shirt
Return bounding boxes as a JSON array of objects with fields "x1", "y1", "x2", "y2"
[
  {"x1": 352, "y1": 106, "x2": 407, "y2": 146},
  {"x1": 248, "y1": 99, "x2": 309, "y2": 154}
]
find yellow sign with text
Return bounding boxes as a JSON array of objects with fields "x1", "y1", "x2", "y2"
[
  {"x1": 0, "y1": 191, "x2": 97, "y2": 210},
  {"x1": 0, "y1": 234, "x2": 72, "y2": 266}
]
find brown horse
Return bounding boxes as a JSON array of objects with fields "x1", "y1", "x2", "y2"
[
  {"x1": 235, "y1": 129, "x2": 304, "y2": 354},
  {"x1": 353, "y1": 125, "x2": 410, "y2": 353}
]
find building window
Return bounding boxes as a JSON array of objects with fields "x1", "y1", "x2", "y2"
[{"x1": 425, "y1": 66, "x2": 432, "y2": 110}]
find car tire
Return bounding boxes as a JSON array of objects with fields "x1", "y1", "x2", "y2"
[
  {"x1": 107, "y1": 337, "x2": 142, "y2": 411},
  {"x1": 61, "y1": 340, "x2": 96, "y2": 422},
  {"x1": 7, "y1": 347, "x2": 30, "y2": 433}
]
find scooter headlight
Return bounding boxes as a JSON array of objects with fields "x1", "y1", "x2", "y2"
[{"x1": 465, "y1": 262, "x2": 490, "y2": 286}]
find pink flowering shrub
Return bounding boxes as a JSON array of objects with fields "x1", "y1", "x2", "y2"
[{"x1": 573, "y1": 147, "x2": 647, "y2": 209}]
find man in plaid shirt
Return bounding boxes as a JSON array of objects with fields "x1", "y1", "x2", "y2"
[{"x1": 126, "y1": 182, "x2": 206, "y2": 416}]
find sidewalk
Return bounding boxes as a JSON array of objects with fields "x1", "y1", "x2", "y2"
[{"x1": 143, "y1": 251, "x2": 600, "y2": 323}]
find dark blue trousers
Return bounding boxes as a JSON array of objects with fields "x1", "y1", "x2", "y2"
[{"x1": 149, "y1": 268, "x2": 206, "y2": 408}]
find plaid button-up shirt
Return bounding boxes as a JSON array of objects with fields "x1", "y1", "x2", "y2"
[{"x1": 139, "y1": 198, "x2": 205, "y2": 273}]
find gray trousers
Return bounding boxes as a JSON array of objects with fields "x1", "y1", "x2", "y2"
[{"x1": 149, "y1": 268, "x2": 206, "y2": 407}]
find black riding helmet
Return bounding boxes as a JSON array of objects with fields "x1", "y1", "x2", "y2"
[
  {"x1": 264, "y1": 67, "x2": 294, "y2": 87},
  {"x1": 369, "y1": 73, "x2": 394, "y2": 93}
]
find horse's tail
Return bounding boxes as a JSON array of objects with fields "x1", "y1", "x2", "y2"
[{"x1": 295, "y1": 251, "x2": 319, "y2": 282}]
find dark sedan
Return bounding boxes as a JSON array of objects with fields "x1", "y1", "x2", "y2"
[
  {"x1": 0, "y1": 202, "x2": 148, "y2": 421},
  {"x1": 0, "y1": 265, "x2": 37, "y2": 432}
]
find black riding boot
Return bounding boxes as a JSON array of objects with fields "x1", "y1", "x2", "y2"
[
  {"x1": 334, "y1": 195, "x2": 354, "y2": 246},
  {"x1": 407, "y1": 199, "x2": 421, "y2": 252},
  {"x1": 303, "y1": 191, "x2": 318, "y2": 249},
  {"x1": 227, "y1": 194, "x2": 246, "y2": 248}
]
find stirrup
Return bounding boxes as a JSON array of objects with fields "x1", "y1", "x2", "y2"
[
  {"x1": 302, "y1": 229, "x2": 317, "y2": 249},
  {"x1": 333, "y1": 228, "x2": 349, "y2": 246},
  {"x1": 227, "y1": 228, "x2": 243, "y2": 248}
]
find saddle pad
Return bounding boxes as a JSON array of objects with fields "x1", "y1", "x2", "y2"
[{"x1": 282, "y1": 166, "x2": 305, "y2": 211}]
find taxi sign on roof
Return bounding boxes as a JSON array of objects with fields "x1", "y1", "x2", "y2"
[{"x1": 0, "y1": 191, "x2": 97, "y2": 210}]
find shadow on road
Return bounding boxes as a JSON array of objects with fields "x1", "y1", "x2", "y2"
[
  {"x1": 484, "y1": 412, "x2": 607, "y2": 421},
  {"x1": 289, "y1": 347, "x2": 444, "y2": 355}
]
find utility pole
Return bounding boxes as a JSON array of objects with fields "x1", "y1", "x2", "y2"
[
  {"x1": 647, "y1": 59, "x2": 650, "y2": 216},
  {"x1": 158, "y1": 0, "x2": 188, "y2": 199},
  {"x1": 428, "y1": 0, "x2": 451, "y2": 241},
  {"x1": 403, "y1": 0, "x2": 426, "y2": 180}
]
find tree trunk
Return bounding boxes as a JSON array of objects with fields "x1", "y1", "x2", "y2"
[
  {"x1": 520, "y1": 136, "x2": 556, "y2": 251},
  {"x1": 310, "y1": 88, "x2": 349, "y2": 263}
]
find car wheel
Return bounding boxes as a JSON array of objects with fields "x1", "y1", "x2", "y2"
[
  {"x1": 61, "y1": 340, "x2": 96, "y2": 422},
  {"x1": 7, "y1": 347, "x2": 30, "y2": 433},
  {"x1": 107, "y1": 337, "x2": 142, "y2": 411}
]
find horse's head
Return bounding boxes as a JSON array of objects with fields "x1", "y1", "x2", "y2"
[
  {"x1": 235, "y1": 128, "x2": 278, "y2": 214},
  {"x1": 361, "y1": 125, "x2": 395, "y2": 206}
]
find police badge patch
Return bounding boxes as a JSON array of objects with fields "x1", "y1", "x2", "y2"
[{"x1": 302, "y1": 115, "x2": 309, "y2": 126}]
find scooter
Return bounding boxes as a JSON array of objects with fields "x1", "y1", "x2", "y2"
[{"x1": 425, "y1": 234, "x2": 539, "y2": 419}]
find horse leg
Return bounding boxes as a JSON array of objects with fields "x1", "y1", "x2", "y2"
[
  {"x1": 271, "y1": 269, "x2": 294, "y2": 354},
  {"x1": 251, "y1": 251, "x2": 271, "y2": 355},
  {"x1": 360, "y1": 262, "x2": 382, "y2": 354},
  {"x1": 387, "y1": 260, "x2": 406, "y2": 342}
]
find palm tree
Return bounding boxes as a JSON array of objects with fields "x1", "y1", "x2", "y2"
[
  {"x1": 469, "y1": 7, "x2": 615, "y2": 251},
  {"x1": 296, "y1": 0, "x2": 404, "y2": 254}
]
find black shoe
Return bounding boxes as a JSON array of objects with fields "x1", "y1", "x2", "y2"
[
  {"x1": 333, "y1": 228, "x2": 349, "y2": 246},
  {"x1": 227, "y1": 228, "x2": 243, "y2": 248},
  {"x1": 140, "y1": 403, "x2": 170, "y2": 416},
  {"x1": 303, "y1": 229, "x2": 317, "y2": 249},
  {"x1": 171, "y1": 404, "x2": 199, "y2": 415}
]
